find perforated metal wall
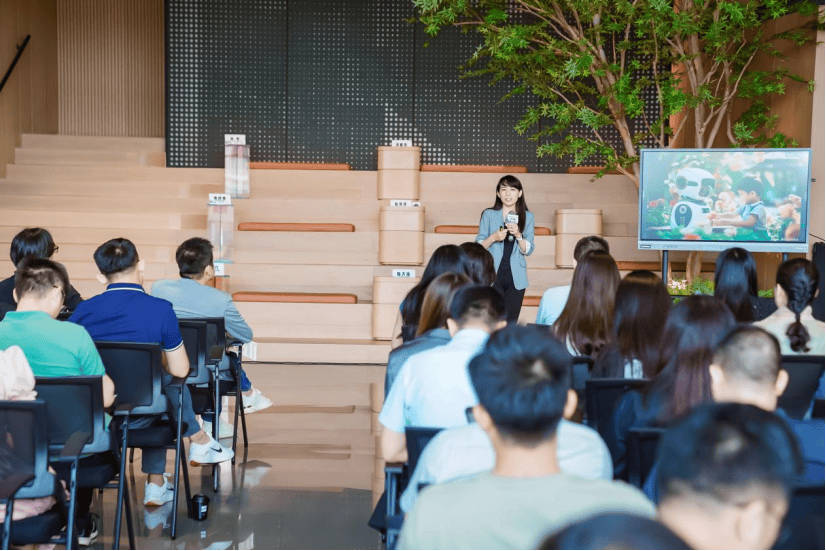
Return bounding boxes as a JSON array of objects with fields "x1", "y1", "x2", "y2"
[{"x1": 165, "y1": 0, "x2": 661, "y2": 171}]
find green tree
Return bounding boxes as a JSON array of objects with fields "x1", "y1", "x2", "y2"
[{"x1": 413, "y1": 0, "x2": 821, "y2": 187}]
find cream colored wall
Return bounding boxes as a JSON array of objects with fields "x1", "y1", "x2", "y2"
[{"x1": 810, "y1": 30, "x2": 825, "y2": 247}]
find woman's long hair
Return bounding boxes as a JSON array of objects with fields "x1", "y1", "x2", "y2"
[
  {"x1": 399, "y1": 245, "x2": 468, "y2": 334},
  {"x1": 459, "y1": 242, "x2": 496, "y2": 286},
  {"x1": 649, "y1": 295, "x2": 737, "y2": 423},
  {"x1": 416, "y1": 273, "x2": 472, "y2": 336},
  {"x1": 776, "y1": 258, "x2": 819, "y2": 352},
  {"x1": 714, "y1": 247, "x2": 758, "y2": 322},
  {"x1": 552, "y1": 251, "x2": 620, "y2": 358},
  {"x1": 484, "y1": 175, "x2": 529, "y2": 233}
]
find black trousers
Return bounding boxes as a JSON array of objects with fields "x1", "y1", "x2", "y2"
[{"x1": 495, "y1": 269, "x2": 525, "y2": 324}]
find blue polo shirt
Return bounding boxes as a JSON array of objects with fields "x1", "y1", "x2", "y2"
[{"x1": 69, "y1": 283, "x2": 183, "y2": 351}]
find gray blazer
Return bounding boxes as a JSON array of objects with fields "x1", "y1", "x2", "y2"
[{"x1": 475, "y1": 209, "x2": 535, "y2": 290}]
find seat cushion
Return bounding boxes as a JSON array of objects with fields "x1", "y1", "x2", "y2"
[
  {"x1": 112, "y1": 419, "x2": 178, "y2": 448},
  {"x1": 51, "y1": 453, "x2": 118, "y2": 489},
  {"x1": 2, "y1": 506, "x2": 63, "y2": 545}
]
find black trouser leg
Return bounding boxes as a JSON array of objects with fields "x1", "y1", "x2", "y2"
[{"x1": 495, "y1": 275, "x2": 525, "y2": 324}]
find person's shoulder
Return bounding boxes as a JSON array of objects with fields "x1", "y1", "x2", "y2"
[
  {"x1": 417, "y1": 471, "x2": 489, "y2": 504},
  {"x1": 558, "y1": 418, "x2": 605, "y2": 444},
  {"x1": 561, "y1": 475, "x2": 655, "y2": 508},
  {"x1": 541, "y1": 284, "x2": 570, "y2": 299}
]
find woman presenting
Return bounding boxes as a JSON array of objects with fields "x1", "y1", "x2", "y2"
[{"x1": 476, "y1": 175, "x2": 535, "y2": 323}]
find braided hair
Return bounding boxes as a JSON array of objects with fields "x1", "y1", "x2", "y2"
[{"x1": 776, "y1": 258, "x2": 819, "y2": 353}]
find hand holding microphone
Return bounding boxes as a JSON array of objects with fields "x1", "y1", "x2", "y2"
[{"x1": 506, "y1": 211, "x2": 519, "y2": 241}]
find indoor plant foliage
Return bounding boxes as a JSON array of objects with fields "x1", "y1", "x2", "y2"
[{"x1": 413, "y1": 0, "x2": 821, "y2": 185}]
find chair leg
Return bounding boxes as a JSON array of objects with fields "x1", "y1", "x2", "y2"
[
  {"x1": 113, "y1": 421, "x2": 130, "y2": 551},
  {"x1": 232, "y1": 383, "x2": 241, "y2": 464},
  {"x1": 122, "y1": 476, "x2": 136, "y2": 550},
  {"x1": 171, "y1": 387, "x2": 185, "y2": 540},
  {"x1": 233, "y1": 365, "x2": 249, "y2": 449},
  {"x1": 212, "y1": 371, "x2": 220, "y2": 493},
  {"x1": 181, "y1": 447, "x2": 193, "y2": 519},
  {"x1": 66, "y1": 460, "x2": 78, "y2": 550},
  {"x1": 3, "y1": 498, "x2": 14, "y2": 550}
]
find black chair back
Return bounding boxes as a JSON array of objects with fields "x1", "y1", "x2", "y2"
[
  {"x1": 94, "y1": 341, "x2": 166, "y2": 416},
  {"x1": 200, "y1": 317, "x2": 226, "y2": 366},
  {"x1": 571, "y1": 356, "x2": 593, "y2": 392},
  {"x1": 585, "y1": 378, "x2": 649, "y2": 437},
  {"x1": 405, "y1": 427, "x2": 443, "y2": 478},
  {"x1": 0, "y1": 400, "x2": 54, "y2": 499},
  {"x1": 179, "y1": 320, "x2": 209, "y2": 385},
  {"x1": 34, "y1": 377, "x2": 110, "y2": 456},
  {"x1": 778, "y1": 355, "x2": 825, "y2": 419},
  {"x1": 773, "y1": 485, "x2": 825, "y2": 550},
  {"x1": 626, "y1": 426, "x2": 665, "y2": 488}
]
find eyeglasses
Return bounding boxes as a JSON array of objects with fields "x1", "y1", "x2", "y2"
[{"x1": 52, "y1": 245, "x2": 59, "y2": 254}]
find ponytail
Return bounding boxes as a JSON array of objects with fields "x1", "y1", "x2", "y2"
[{"x1": 776, "y1": 258, "x2": 818, "y2": 353}]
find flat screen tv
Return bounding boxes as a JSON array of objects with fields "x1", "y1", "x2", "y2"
[{"x1": 638, "y1": 148, "x2": 812, "y2": 253}]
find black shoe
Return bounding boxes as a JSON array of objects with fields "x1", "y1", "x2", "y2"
[{"x1": 77, "y1": 513, "x2": 99, "y2": 547}]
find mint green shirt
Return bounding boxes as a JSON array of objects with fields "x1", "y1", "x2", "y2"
[{"x1": 0, "y1": 311, "x2": 105, "y2": 378}]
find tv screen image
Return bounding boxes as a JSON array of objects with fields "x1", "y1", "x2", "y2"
[{"x1": 638, "y1": 149, "x2": 812, "y2": 253}]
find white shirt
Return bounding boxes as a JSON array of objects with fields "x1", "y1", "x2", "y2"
[
  {"x1": 378, "y1": 328, "x2": 489, "y2": 433},
  {"x1": 400, "y1": 420, "x2": 613, "y2": 512},
  {"x1": 536, "y1": 284, "x2": 571, "y2": 326}
]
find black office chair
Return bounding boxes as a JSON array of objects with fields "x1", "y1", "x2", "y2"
[
  {"x1": 0, "y1": 400, "x2": 79, "y2": 549},
  {"x1": 35, "y1": 376, "x2": 131, "y2": 548},
  {"x1": 585, "y1": 378, "x2": 649, "y2": 437},
  {"x1": 95, "y1": 341, "x2": 193, "y2": 545},
  {"x1": 626, "y1": 427, "x2": 665, "y2": 488},
  {"x1": 778, "y1": 355, "x2": 825, "y2": 419},
  {"x1": 773, "y1": 484, "x2": 825, "y2": 550},
  {"x1": 203, "y1": 318, "x2": 248, "y2": 456}
]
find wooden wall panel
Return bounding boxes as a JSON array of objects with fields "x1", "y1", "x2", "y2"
[
  {"x1": 0, "y1": 0, "x2": 58, "y2": 178},
  {"x1": 57, "y1": 0, "x2": 163, "y2": 137}
]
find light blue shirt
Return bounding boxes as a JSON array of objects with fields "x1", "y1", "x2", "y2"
[
  {"x1": 536, "y1": 284, "x2": 571, "y2": 326},
  {"x1": 475, "y1": 209, "x2": 535, "y2": 291}
]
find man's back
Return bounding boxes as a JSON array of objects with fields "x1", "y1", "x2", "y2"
[{"x1": 398, "y1": 472, "x2": 655, "y2": 549}]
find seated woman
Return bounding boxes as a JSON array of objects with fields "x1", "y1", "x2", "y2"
[
  {"x1": 592, "y1": 270, "x2": 671, "y2": 379},
  {"x1": 608, "y1": 296, "x2": 736, "y2": 478},
  {"x1": 713, "y1": 246, "x2": 776, "y2": 322},
  {"x1": 459, "y1": 242, "x2": 496, "y2": 287},
  {"x1": 552, "y1": 251, "x2": 620, "y2": 359}
]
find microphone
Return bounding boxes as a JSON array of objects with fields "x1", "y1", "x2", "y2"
[{"x1": 506, "y1": 211, "x2": 518, "y2": 241}]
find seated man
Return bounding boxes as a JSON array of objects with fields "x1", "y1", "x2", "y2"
[
  {"x1": 70, "y1": 238, "x2": 232, "y2": 507},
  {"x1": 380, "y1": 285, "x2": 507, "y2": 463},
  {"x1": 397, "y1": 325, "x2": 654, "y2": 550},
  {"x1": 151, "y1": 237, "x2": 272, "y2": 436},
  {"x1": 0, "y1": 258, "x2": 114, "y2": 546},
  {"x1": 536, "y1": 235, "x2": 609, "y2": 326},
  {"x1": 644, "y1": 325, "x2": 824, "y2": 501},
  {"x1": 656, "y1": 402, "x2": 802, "y2": 550}
]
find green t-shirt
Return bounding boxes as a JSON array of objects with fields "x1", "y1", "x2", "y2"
[
  {"x1": 0, "y1": 310, "x2": 105, "y2": 378},
  {"x1": 398, "y1": 472, "x2": 656, "y2": 550}
]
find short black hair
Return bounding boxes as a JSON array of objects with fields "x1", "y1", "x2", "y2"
[
  {"x1": 448, "y1": 285, "x2": 506, "y2": 329},
  {"x1": 573, "y1": 235, "x2": 609, "y2": 263},
  {"x1": 9, "y1": 228, "x2": 56, "y2": 266},
  {"x1": 468, "y1": 325, "x2": 572, "y2": 446},
  {"x1": 656, "y1": 403, "x2": 802, "y2": 506},
  {"x1": 176, "y1": 237, "x2": 214, "y2": 279},
  {"x1": 14, "y1": 257, "x2": 69, "y2": 303},
  {"x1": 93, "y1": 238, "x2": 140, "y2": 277},
  {"x1": 539, "y1": 512, "x2": 690, "y2": 550},
  {"x1": 713, "y1": 325, "x2": 781, "y2": 386},
  {"x1": 736, "y1": 177, "x2": 763, "y2": 197}
]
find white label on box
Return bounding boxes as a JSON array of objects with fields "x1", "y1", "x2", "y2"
[
  {"x1": 209, "y1": 193, "x2": 232, "y2": 206},
  {"x1": 225, "y1": 134, "x2": 246, "y2": 145},
  {"x1": 392, "y1": 269, "x2": 416, "y2": 278},
  {"x1": 391, "y1": 139, "x2": 412, "y2": 147},
  {"x1": 390, "y1": 199, "x2": 412, "y2": 207},
  {"x1": 242, "y1": 341, "x2": 258, "y2": 361},
  {"x1": 213, "y1": 263, "x2": 225, "y2": 276}
]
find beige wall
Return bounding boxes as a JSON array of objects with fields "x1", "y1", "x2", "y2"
[
  {"x1": 0, "y1": 0, "x2": 58, "y2": 178},
  {"x1": 57, "y1": 0, "x2": 163, "y2": 137},
  {"x1": 810, "y1": 30, "x2": 824, "y2": 245}
]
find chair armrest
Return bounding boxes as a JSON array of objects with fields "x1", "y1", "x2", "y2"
[
  {"x1": 227, "y1": 339, "x2": 244, "y2": 348},
  {"x1": 113, "y1": 402, "x2": 136, "y2": 414},
  {"x1": 56, "y1": 431, "x2": 92, "y2": 461},
  {"x1": 385, "y1": 463, "x2": 404, "y2": 476},
  {"x1": 167, "y1": 377, "x2": 187, "y2": 387},
  {"x1": 0, "y1": 473, "x2": 35, "y2": 501}
]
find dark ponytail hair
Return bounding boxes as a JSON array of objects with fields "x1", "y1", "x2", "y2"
[
  {"x1": 714, "y1": 247, "x2": 758, "y2": 322},
  {"x1": 485, "y1": 175, "x2": 529, "y2": 233},
  {"x1": 776, "y1": 258, "x2": 819, "y2": 353}
]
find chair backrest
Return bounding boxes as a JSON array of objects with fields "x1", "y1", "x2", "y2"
[
  {"x1": 179, "y1": 320, "x2": 209, "y2": 385},
  {"x1": 626, "y1": 426, "x2": 665, "y2": 488},
  {"x1": 571, "y1": 356, "x2": 593, "y2": 392},
  {"x1": 197, "y1": 317, "x2": 226, "y2": 366},
  {"x1": 773, "y1": 485, "x2": 825, "y2": 550},
  {"x1": 405, "y1": 427, "x2": 443, "y2": 477},
  {"x1": 34, "y1": 377, "x2": 110, "y2": 456},
  {"x1": 94, "y1": 341, "x2": 166, "y2": 416},
  {"x1": 778, "y1": 355, "x2": 825, "y2": 419},
  {"x1": 585, "y1": 378, "x2": 649, "y2": 437},
  {"x1": 0, "y1": 400, "x2": 54, "y2": 499}
]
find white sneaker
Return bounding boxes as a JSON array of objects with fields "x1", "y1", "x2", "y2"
[
  {"x1": 190, "y1": 434, "x2": 234, "y2": 466},
  {"x1": 242, "y1": 388, "x2": 273, "y2": 414},
  {"x1": 143, "y1": 474, "x2": 173, "y2": 507},
  {"x1": 202, "y1": 417, "x2": 233, "y2": 439}
]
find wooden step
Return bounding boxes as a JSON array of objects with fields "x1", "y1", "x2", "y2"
[
  {"x1": 0, "y1": 179, "x2": 224, "y2": 199},
  {"x1": 236, "y1": 302, "x2": 372, "y2": 340},
  {"x1": 250, "y1": 161, "x2": 351, "y2": 170},
  {"x1": 21, "y1": 134, "x2": 164, "y2": 151},
  {"x1": 523, "y1": 296, "x2": 542, "y2": 307},
  {"x1": 434, "y1": 224, "x2": 552, "y2": 236},
  {"x1": 0, "y1": 210, "x2": 206, "y2": 231},
  {"x1": 251, "y1": 338, "x2": 390, "y2": 363},
  {"x1": 420, "y1": 165, "x2": 528, "y2": 173},
  {"x1": 238, "y1": 222, "x2": 356, "y2": 233},
  {"x1": 5, "y1": 164, "x2": 223, "y2": 184},
  {"x1": 0, "y1": 260, "x2": 180, "y2": 281},
  {"x1": 0, "y1": 243, "x2": 177, "y2": 264},
  {"x1": 0, "y1": 194, "x2": 207, "y2": 215},
  {"x1": 0, "y1": 227, "x2": 207, "y2": 246},
  {"x1": 14, "y1": 148, "x2": 164, "y2": 167},
  {"x1": 233, "y1": 291, "x2": 358, "y2": 304}
]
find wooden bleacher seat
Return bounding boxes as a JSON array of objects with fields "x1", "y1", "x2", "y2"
[
  {"x1": 238, "y1": 222, "x2": 356, "y2": 232},
  {"x1": 522, "y1": 296, "x2": 541, "y2": 307},
  {"x1": 434, "y1": 225, "x2": 551, "y2": 236},
  {"x1": 420, "y1": 165, "x2": 527, "y2": 173},
  {"x1": 249, "y1": 161, "x2": 350, "y2": 170},
  {"x1": 232, "y1": 291, "x2": 358, "y2": 304}
]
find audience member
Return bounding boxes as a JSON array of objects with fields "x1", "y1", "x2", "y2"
[
  {"x1": 755, "y1": 257, "x2": 824, "y2": 355},
  {"x1": 384, "y1": 272, "x2": 471, "y2": 396},
  {"x1": 459, "y1": 241, "x2": 496, "y2": 286},
  {"x1": 397, "y1": 325, "x2": 654, "y2": 549},
  {"x1": 539, "y1": 512, "x2": 689, "y2": 550},
  {"x1": 536, "y1": 236, "x2": 609, "y2": 326},
  {"x1": 69, "y1": 238, "x2": 232, "y2": 507},
  {"x1": 656, "y1": 403, "x2": 802, "y2": 550},
  {"x1": 391, "y1": 244, "x2": 468, "y2": 348},
  {"x1": 552, "y1": 251, "x2": 620, "y2": 358},
  {"x1": 609, "y1": 295, "x2": 736, "y2": 477},
  {"x1": 592, "y1": 270, "x2": 670, "y2": 379},
  {"x1": 714, "y1": 247, "x2": 775, "y2": 322},
  {"x1": 380, "y1": 286, "x2": 506, "y2": 463},
  {"x1": 0, "y1": 228, "x2": 83, "y2": 313},
  {"x1": 151, "y1": 237, "x2": 272, "y2": 437}
]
